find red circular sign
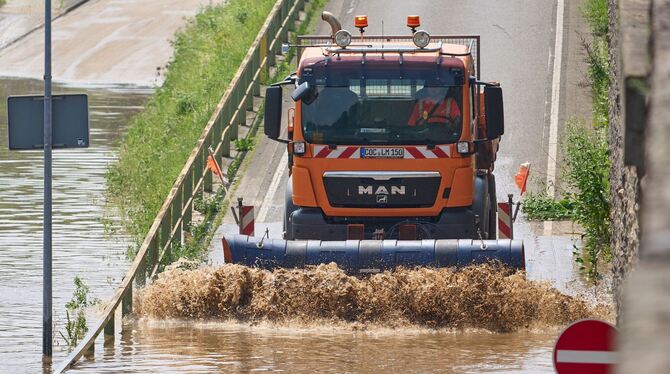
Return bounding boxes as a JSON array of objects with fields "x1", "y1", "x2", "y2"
[{"x1": 553, "y1": 319, "x2": 617, "y2": 374}]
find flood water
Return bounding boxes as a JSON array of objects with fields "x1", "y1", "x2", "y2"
[
  {"x1": 73, "y1": 321, "x2": 561, "y2": 373},
  {"x1": 0, "y1": 77, "x2": 150, "y2": 372},
  {"x1": 0, "y1": 78, "x2": 608, "y2": 374}
]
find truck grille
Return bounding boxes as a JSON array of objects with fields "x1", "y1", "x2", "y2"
[{"x1": 323, "y1": 172, "x2": 441, "y2": 208}]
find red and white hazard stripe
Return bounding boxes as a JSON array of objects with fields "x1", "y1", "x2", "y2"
[
  {"x1": 240, "y1": 205, "x2": 254, "y2": 236},
  {"x1": 312, "y1": 145, "x2": 452, "y2": 159},
  {"x1": 497, "y1": 202, "x2": 512, "y2": 239}
]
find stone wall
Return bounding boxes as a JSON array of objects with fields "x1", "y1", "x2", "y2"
[
  {"x1": 607, "y1": 0, "x2": 643, "y2": 322},
  {"x1": 620, "y1": 0, "x2": 670, "y2": 371}
]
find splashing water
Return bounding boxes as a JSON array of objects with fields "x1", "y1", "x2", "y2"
[{"x1": 136, "y1": 263, "x2": 611, "y2": 332}]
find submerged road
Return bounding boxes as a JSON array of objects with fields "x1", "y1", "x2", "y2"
[
  {"x1": 0, "y1": 0, "x2": 224, "y2": 86},
  {"x1": 66, "y1": 0, "x2": 600, "y2": 372},
  {"x1": 209, "y1": 0, "x2": 593, "y2": 292}
]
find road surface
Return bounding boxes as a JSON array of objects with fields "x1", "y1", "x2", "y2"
[
  {"x1": 0, "y1": 0, "x2": 223, "y2": 86},
  {"x1": 209, "y1": 0, "x2": 594, "y2": 293}
]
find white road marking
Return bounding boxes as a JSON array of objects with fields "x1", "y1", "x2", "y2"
[
  {"x1": 544, "y1": 0, "x2": 565, "y2": 236},
  {"x1": 257, "y1": 152, "x2": 288, "y2": 223},
  {"x1": 556, "y1": 350, "x2": 618, "y2": 364}
]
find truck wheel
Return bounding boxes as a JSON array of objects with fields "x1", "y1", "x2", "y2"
[
  {"x1": 488, "y1": 173, "x2": 498, "y2": 239},
  {"x1": 472, "y1": 173, "x2": 491, "y2": 240},
  {"x1": 283, "y1": 176, "x2": 298, "y2": 240}
]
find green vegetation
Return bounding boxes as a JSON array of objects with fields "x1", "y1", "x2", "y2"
[
  {"x1": 564, "y1": 121, "x2": 610, "y2": 277},
  {"x1": 106, "y1": 0, "x2": 327, "y2": 265},
  {"x1": 60, "y1": 277, "x2": 100, "y2": 348},
  {"x1": 0, "y1": 0, "x2": 6, "y2": 8},
  {"x1": 234, "y1": 137, "x2": 254, "y2": 152},
  {"x1": 522, "y1": 192, "x2": 575, "y2": 221},
  {"x1": 523, "y1": 0, "x2": 610, "y2": 279},
  {"x1": 106, "y1": 0, "x2": 277, "y2": 244}
]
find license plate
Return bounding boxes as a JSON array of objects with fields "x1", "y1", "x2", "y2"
[{"x1": 360, "y1": 147, "x2": 404, "y2": 159}]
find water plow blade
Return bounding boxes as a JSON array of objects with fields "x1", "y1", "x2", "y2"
[{"x1": 222, "y1": 235, "x2": 525, "y2": 272}]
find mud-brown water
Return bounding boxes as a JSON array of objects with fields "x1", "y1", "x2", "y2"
[
  {"x1": 137, "y1": 264, "x2": 610, "y2": 331},
  {"x1": 0, "y1": 78, "x2": 150, "y2": 372},
  {"x1": 66, "y1": 263, "x2": 609, "y2": 373}
]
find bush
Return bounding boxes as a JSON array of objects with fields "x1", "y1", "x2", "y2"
[
  {"x1": 563, "y1": 120, "x2": 610, "y2": 277},
  {"x1": 522, "y1": 193, "x2": 575, "y2": 221},
  {"x1": 60, "y1": 277, "x2": 100, "y2": 347}
]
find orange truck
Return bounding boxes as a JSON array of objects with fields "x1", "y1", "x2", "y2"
[{"x1": 222, "y1": 13, "x2": 524, "y2": 272}]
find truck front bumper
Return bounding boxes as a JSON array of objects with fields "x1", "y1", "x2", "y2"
[{"x1": 288, "y1": 207, "x2": 477, "y2": 240}]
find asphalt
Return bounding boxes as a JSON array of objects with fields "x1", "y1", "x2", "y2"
[{"x1": 208, "y1": 0, "x2": 596, "y2": 293}]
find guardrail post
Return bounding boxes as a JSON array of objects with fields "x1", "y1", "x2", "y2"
[
  {"x1": 193, "y1": 150, "x2": 203, "y2": 197},
  {"x1": 147, "y1": 236, "x2": 158, "y2": 277},
  {"x1": 135, "y1": 256, "x2": 146, "y2": 288},
  {"x1": 267, "y1": 31, "x2": 276, "y2": 67},
  {"x1": 122, "y1": 284, "x2": 133, "y2": 318},
  {"x1": 104, "y1": 314, "x2": 114, "y2": 345},
  {"x1": 159, "y1": 207, "x2": 171, "y2": 261},
  {"x1": 85, "y1": 343, "x2": 94, "y2": 358},
  {"x1": 235, "y1": 108, "x2": 244, "y2": 133},
  {"x1": 222, "y1": 127, "x2": 231, "y2": 158},
  {"x1": 245, "y1": 67, "x2": 254, "y2": 111},
  {"x1": 183, "y1": 171, "x2": 193, "y2": 230},
  {"x1": 253, "y1": 50, "x2": 261, "y2": 97},
  {"x1": 203, "y1": 147, "x2": 213, "y2": 193},
  {"x1": 171, "y1": 187, "x2": 183, "y2": 245},
  {"x1": 261, "y1": 34, "x2": 270, "y2": 81}
]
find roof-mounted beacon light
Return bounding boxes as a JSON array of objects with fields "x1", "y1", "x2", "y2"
[
  {"x1": 407, "y1": 15, "x2": 420, "y2": 33},
  {"x1": 413, "y1": 30, "x2": 431, "y2": 49},
  {"x1": 354, "y1": 15, "x2": 368, "y2": 40},
  {"x1": 334, "y1": 29, "x2": 352, "y2": 48}
]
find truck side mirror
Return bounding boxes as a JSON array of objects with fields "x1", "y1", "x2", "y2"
[
  {"x1": 291, "y1": 82, "x2": 317, "y2": 105},
  {"x1": 484, "y1": 85, "x2": 504, "y2": 139},
  {"x1": 264, "y1": 86, "x2": 282, "y2": 139}
]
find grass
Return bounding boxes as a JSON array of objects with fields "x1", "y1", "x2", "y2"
[
  {"x1": 107, "y1": 0, "x2": 328, "y2": 264},
  {"x1": 106, "y1": 0, "x2": 278, "y2": 244},
  {"x1": 0, "y1": 0, "x2": 6, "y2": 8},
  {"x1": 523, "y1": 0, "x2": 611, "y2": 280}
]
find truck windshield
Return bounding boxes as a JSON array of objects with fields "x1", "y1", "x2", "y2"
[{"x1": 300, "y1": 62, "x2": 464, "y2": 145}]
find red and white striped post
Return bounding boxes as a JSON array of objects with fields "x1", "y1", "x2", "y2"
[
  {"x1": 237, "y1": 198, "x2": 254, "y2": 236},
  {"x1": 497, "y1": 194, "x2": 514, "y2": 239}
]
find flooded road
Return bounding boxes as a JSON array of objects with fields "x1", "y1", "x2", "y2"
[
  {"x1": 0, "y1": 77, "x2": 150, "y2": 372},
  {"x1": 74, "y1": 321, "x2": 562, "y2": 373}
]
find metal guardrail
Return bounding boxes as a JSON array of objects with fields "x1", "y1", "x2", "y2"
[{"x1": 54, "y1": 0, "x2": 305, "y2": 371}]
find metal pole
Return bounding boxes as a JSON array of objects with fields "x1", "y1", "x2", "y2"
[
  {"x1": 43, "y1": 0, "x2": 53, "y2": 362},
  {"x1": 237, "y1": 198, "x2": 243, "y2": 234},
  {"x1": 508, "y1": 194, "x2": 514, "y2": 240}
]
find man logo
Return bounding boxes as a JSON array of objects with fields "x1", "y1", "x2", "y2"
[
  {"x1": 358, "y1": 185, "x2": 406, "y2": 195},
  {"x1": 376, "y1": 194, "x2": 389, "y2": 204}
]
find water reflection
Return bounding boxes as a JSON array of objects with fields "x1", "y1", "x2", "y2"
[
  {"x1": 74, "y1": 320, "x2": 559, "y2": 373},
  {"x1": 0, "y1": 77, "x2": 150, "y2": 372}
]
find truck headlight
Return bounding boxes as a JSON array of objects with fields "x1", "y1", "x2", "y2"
[
  {"x1": 413, "y1": 30, "x2": 431, "y2": 48},
  {"x1": 293, "y1": 141, "x2": 306, "y2": 155},
  {"x1": 457, "y1": 141, "x2": 471, "y2": 154},
  {"x1": 335, "y1": 30, "x2": 352, "y2": 48}
]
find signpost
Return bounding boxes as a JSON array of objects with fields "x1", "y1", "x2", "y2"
[
  {"x1": 5, "y1": 0, "x2": 88, "y2": 363},
  {"x1": 553, "y1": 319, "x2": 618, "y2": 374},
  {"x1": 43, "y1": 0, "x2": 53, "y2": 362}
]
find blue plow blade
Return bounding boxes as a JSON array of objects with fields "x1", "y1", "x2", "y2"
[{"x1": 222, "y1": 234, "x2": 525, "y2": 273}]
